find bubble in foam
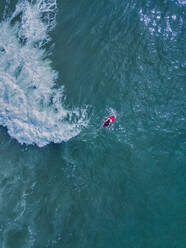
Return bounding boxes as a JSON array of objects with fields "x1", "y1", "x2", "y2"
[{"x1": 0, "y1": 0, "x2": 88, "y2": 147}]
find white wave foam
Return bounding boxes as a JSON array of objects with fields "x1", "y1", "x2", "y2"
[
  {"x1": 11, "y1": 0, "x2": 57, "y2": 46},
  {"x1": 139, "y1": 7, "x2": 183, "y2": 40},
  {"x1": 0, "y1": 0, "x2": 88, "y2": 147},
  {"x1": 175, "y1": 0, "x2": 186, "y2": 6}
]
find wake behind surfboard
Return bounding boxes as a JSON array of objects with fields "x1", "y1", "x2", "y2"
[{"x1": 102, "y1": 115, "x2": 115, "y2": 128}]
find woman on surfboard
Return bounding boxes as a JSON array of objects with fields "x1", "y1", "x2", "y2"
[{"x1": 102, "y1": 115, "x2": 115, "y2": 128}]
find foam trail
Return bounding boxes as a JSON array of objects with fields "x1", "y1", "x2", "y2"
[{"x1": 0, "y1": 0, "x2": 88, "y2": 147}]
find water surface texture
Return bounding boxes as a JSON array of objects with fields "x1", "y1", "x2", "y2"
[{"x1": 0, "y1": 0, "x2": 185, "y2": 247}]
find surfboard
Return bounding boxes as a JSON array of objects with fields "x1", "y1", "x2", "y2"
[{"x1": 102, "y1": 115, "x2": 115, "y2": 128}]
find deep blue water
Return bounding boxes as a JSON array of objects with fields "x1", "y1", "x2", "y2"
[{"x1": 0, "y1": 0, "x2": 185, "y2": 247}]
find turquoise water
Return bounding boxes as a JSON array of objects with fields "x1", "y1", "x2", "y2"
[{"x1": 0, "y1": 0, "x2": 185, "y2": 247}]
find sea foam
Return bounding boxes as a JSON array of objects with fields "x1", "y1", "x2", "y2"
[
  {"x1": 139, "y1": 5, "x2": 184, "y2": 40},
  {"x1": 0, "y1": 0, "x2": 87, "y2": 147}
]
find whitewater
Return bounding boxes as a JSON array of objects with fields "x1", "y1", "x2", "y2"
[{"x1": 0, "y1": 0, "x2": 87, "y2": 147}]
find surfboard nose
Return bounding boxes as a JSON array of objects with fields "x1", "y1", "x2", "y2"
[{"x1": 110, "y1": 115, "x2": 115, "y2": 121}]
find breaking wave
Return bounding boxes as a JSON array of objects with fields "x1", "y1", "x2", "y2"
[{"x1": 0, "y1": 0, "x2": 88, "y2": 147}]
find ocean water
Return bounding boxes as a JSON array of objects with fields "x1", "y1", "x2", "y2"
[{"x1": 0, "y1": 0, "x2": 185, "y2": 247}]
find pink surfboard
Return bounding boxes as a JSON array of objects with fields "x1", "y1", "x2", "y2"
[{"x1": 102, "y1": 115, "x2": 115, "y2": 128}]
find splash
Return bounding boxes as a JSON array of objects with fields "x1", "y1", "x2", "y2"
[{"x1": 0, "y1": 0, "x2": 88, "y2": 147}]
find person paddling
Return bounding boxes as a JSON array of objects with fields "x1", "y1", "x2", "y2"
[
  {"x1": 104, "y1": 118, "x2": 112, "y2": 127},
  {"x1": 102, "y1": 116, "x2": 115, "y2": 128}
]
